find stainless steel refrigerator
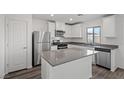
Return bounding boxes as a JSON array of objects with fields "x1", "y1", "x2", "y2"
[{"x1": 32, "y1": 31, "x2": 50, "y2": 66}]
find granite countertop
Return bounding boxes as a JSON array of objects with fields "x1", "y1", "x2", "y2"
[
  {"x1": 67, "y1": 42, "x2": 119, "y2": 50},
  {"x1": 92, "y1": 44, "x2": 118, "y2": 50},
  {"x1": 41, "y1": 48, "x2": 97, "y2": 67},
  {"x1": 51, "y1": 42, "x2": 118, "y2": 50}
]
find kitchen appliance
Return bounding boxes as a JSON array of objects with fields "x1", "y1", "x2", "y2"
[
  {"x1": 55, "y1": 30, "x2": 65, "y2": 37},
  {"x1": 52, "y1": 40, "x2": 60, "y2": 45},
  {"x1": 57, "y1": 43, "x2": 68, "y2": 49},
  {"x1": 32, "y1": 31, "x2": 50, "y2": 66},
  {"x1": 95, "y1": 48, "x2": 111, "y2": 69}
]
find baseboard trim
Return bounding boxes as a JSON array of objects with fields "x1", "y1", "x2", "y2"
[
  {"x1": 0, "y1": 74, "x2": 5, "y2": 79},
  {"x1": 27, "y1": 65, "x2": 32, "y2": 69},
  {"x1": 118, "y1": 66, "x2": 124, "y2": 70}
]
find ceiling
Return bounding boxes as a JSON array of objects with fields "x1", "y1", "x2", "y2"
[{"x1": 32, "y1": 14, "x2": 107, "y2": 23}]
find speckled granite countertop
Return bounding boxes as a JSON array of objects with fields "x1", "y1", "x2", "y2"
[
  {"x1": 51, "y1": 42, "x2": 119, "y2": 50},
  {"x1": 69, "y1": 42, "x2": 118, "y2": 50},
  {"x1": 41, "y1": 48, "x2": 97, "y2": 67}
]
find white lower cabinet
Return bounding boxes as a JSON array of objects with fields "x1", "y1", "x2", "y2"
[
  {"x1": 68, "y1": 44, "x2": 83, "y2": 49},
  {"x1": 42, "y1": 56, "x2": 92, "y2": 79},
  {"x1": 68, "y1": 44, "x2": 80, "y2": 49},
  {"x1": 51, "y1": 46, "x2": 57, "y2": 50},
  {"x1": 68, "y1": 44, "x2": 94, "y2": 50}
]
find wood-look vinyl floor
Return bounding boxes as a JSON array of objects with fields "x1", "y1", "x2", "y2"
[
  {"x1": 92, "y1": 65, "x2": 124, "y2": 79},
  {"x1": 4, "y1": 65, "x2": 124, "y2": 79},
  {"x1": 4, "y1": 66, "x2": 41, "y2": 79}
]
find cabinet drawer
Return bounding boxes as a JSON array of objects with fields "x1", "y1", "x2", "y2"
[{"x1": 51, "y1": 46, "x2": 57, "y2": 50}]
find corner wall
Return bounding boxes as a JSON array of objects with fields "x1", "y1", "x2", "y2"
[
  {"x1": 0, "y1": 15, "x2": 5, "y2": 78},
  {"x1": 32, "y1": 18, "x2": 48, "y2": 32}
]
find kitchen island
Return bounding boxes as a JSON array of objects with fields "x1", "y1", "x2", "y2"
[{"x1": 41, "y1": 48, "x2": 97, "y2": 79}]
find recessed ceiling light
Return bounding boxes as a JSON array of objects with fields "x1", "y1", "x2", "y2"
[
  {"x1": 69, "y1": 18, "x2": 73, "y2": 21},
  {"x1": 50, "y1": 14, "x2": 54, "y2": 17}
]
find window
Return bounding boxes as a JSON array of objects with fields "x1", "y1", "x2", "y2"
[{"x1": 87, "y1": 26, "x2": 101, "y2": 44}]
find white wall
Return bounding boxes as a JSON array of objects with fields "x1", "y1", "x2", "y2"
[
  {"x1": 0, "y1": 15, "x2": 5, "y2": 78},
  {"x1": 32, "y1": 18, "x2": 48, "y2": 32}
]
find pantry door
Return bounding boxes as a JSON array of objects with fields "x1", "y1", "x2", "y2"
[{"x1": 6, "y1": 18, "x2": 27, "y2": 73}]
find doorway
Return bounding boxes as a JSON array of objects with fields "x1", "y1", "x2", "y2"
[{"x1": 5, "y1": 18, "x2": 28, "y2": 73}]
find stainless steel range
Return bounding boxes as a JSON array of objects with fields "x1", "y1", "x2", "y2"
[
  {"x1": 52, "y1": 40, "x2": 68, "y2": 49},
  {"x1": 57, "y1": 43, "x2": 68, "y2": 49}
]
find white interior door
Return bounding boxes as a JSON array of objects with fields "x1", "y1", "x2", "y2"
[{"x1": 7, "y1": 19, "x2": 27, "y2": 73}]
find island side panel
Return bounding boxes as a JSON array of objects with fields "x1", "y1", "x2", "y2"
[
  {"x1": 111, "y1": 49, "x2": 117, "y2": 72},
  {"x1": 41, "y1": 58, "x2": 53, "y2": 79},
  {"x1": 51, "y1": 56, "x2": 92, "y2": 79},
  {"x1": 41, "y1": 56, "x2": 92, "y2": 79}
]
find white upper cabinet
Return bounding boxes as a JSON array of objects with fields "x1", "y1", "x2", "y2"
[
  {"x1": 48, "y1": 22, "x2": 55, "y2": 39},
  {"x1": 102, "y1": 15, "x2": 116, "y2": 37},
  {"x1": 49, "y1": 21, "x2": 82, "y2": 38},
  {"x1": 71, "y1": 24, "x2": 82, "y2": 37},
  {"x1": 64, "y1": 24, "x2": 72, "y2": 37},
  {"x1": 64, "y1": 24, "x2": 82, "y2": 38},
  {"x1": 56, "y1": 22, "x2": 65, "y2": 31}
]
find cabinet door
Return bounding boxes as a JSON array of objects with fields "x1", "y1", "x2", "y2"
[
  {"x1": 102, "y1": 15, "x2": 116, "y2": 37},
  {"x1": 71, "y1": 24, "x2": 82, "y2": 37},
  {"x1": 56, "y1": 22, "x2": 65, "y2": 31},
  {"x1": 71, "y1": 25, "x2": 76, "y2": 37},
  {"x1": 51, "y1": 46, "x2": 57, "y2": 50},
  {"x1": 48, "y1": 22, "x2": 55, "y2": 39},
  {"x1": 64, "y1": 25, "x2": 72, "y2": 37},
  {"x1": 68, "y1": 45, "x2": 80, "y2": 48}
]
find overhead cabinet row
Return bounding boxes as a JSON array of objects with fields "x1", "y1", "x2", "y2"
[
  {"x1": 48, "y1": 21, "x2": 82, "y2": 38},
  {"x1": 48, "y1": 15, "x2": 117, "y2": 39}
]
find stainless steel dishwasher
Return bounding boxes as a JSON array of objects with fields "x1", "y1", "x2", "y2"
[{"x1": 95, "y1": 48, "x2": 111, "y2": 69}]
